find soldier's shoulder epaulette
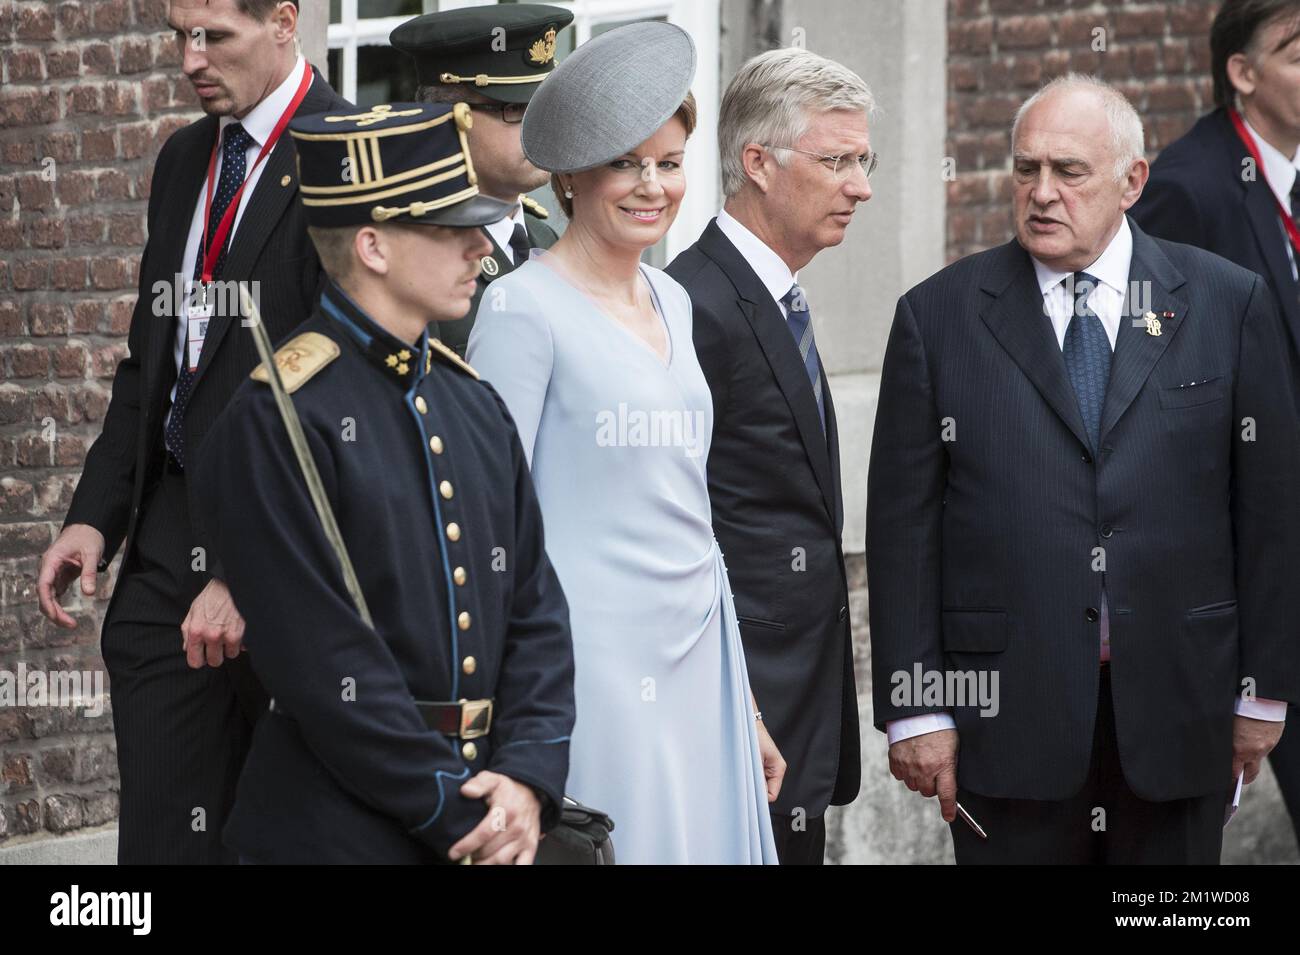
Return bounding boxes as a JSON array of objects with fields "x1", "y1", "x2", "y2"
[
  {"x1": 520, "y1": 195, "x2": 549, "y2": 220},
  {"x1": 249, "y1": 331, "x2": 340, "y2": 394},
  {"x1": 428, "y1": 338, "x2": 480, "y2": 380}
]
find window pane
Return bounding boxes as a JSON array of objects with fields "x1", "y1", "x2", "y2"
[
  {"x1": 354, "y1": 44, "x2": 420, "y2": 107},
  {"x1": 327, "y1": 47, "x2": 341, "y2": 94},
  {"x1": 330, "y1": 0, "x2": 341, "y2": 24},
  {"x1": 357, "y1": 0, "x2": 424, "y2": 18}
]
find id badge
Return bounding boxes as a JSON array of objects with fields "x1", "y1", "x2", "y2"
[{"x1": 186, "y1": 298, "x2": 213, "y2": 372}]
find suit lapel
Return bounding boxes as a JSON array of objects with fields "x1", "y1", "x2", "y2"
[
  {"x1": 146, "y1": 116, "x2": 219, "y2": 395},
  {"x1": 1098, "y1": 223, "x2": 1188, "y2": 446},
  {"x1": 698, "y1": 221, "x2": 837, "y2": 522},
  {"x1": 979, "y1": 241, "x2": 1093, "y2": 452}
]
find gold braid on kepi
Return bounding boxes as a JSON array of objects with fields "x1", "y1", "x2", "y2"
[{"x1": 288, "y1": 102, "x2": 512, "y2": 230}]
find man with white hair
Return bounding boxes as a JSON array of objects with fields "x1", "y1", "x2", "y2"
[
  {"x1": 667, "y1": 47, "x2": 873, "y2": 864},
  {"x1": 868, "y1": 74, "x2": 1300, "y2": 863}
]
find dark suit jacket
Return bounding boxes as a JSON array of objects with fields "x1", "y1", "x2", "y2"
[
  {"x1": 63, "y1": 67, "x2": 350, "y2": 578},
  {"x1": 667, "y1": 219, "x2": 861, "y2": 817},
  {"x1": 867, "y1": 219, "x2": 1300, "y2": 802},
  {"x1": 436, "y1": 210, "x2": 559, "y2": 357},
  {"x1": 1133, "y1": 108, "x2": 1300, "y2": 355}
]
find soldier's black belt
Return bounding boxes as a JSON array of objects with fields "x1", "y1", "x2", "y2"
[{"x1": 269, "y1": 697, "x2": 493, "y2": 740}]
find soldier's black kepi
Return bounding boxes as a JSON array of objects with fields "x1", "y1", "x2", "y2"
[
  {"x1": 289, "y1": 102, "x2": 513, "y2": 228},
  {"x1": 390, "y1": 3, "x2": 574, "y2": 104}
]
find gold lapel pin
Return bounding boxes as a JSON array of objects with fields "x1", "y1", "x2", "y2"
[
  {"x1": 1142, "y1": 311, "x2": 1162, "y2": 337},
  {"x1": 280, "y1": 174, "x2": 291, "y2": 187}
]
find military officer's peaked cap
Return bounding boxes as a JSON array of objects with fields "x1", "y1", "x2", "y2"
[
  {"x1": 390, "y1": 4, "x2": 574, "y2": 104},
  {"x1": 289, "y1": 102, "x2": 514, "y2": 229}
]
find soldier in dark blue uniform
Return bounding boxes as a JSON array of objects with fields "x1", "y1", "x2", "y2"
[
  {"x1": 195, "y1": 102, "x2": 575, "y2": 864},
  {"x1": 391, "y1": 4, "x2": 574, "y2": 355}
]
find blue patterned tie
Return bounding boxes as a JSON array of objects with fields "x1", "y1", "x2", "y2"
[
  {"x1": 781, "y1": 283, "x2": 825, "y2": 431},
  {"x1": 165, "y1": 122, "x2": 253, "y2": 466},
  {"x1": 1061, "y1": 271, "x2": 1111, "y2": 451}
]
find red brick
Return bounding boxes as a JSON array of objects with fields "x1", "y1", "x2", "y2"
[
  {"x1": 996, "y1": 15, "x2": 1052, "y2": 50},
  {"x1": 1, "y1": 87, "x2": 59, "y2": 126},
  {"x1": 56, "y1": 2, "x2": 92, "y2": 37},
  {"x1": 108, "y1": 212, "x2": 143, "y2": 246},
  {"x1": 93, "y1": 0, "x2": 130, "y2": 33},
  {"x1": 0, "y1": 301, "x2": 23, "y2": 336},
  {"x1": 11, "y1": 259, "x2": 50, "y2": 292},
  {"x1": 45, "y1": 47, "x2": 81, "y2": 78},
  {"x1": 7, "y1": 344, "x2": 50, "y2": 378},
  {"x1": 81, "y1": 127, "x2": 116, "y2": 162},
  {"x1": 50, "y1": 256, "x2": 88, "y2": 291},
  {"x1": 29, "y1": 216, "x2": 67, "y2": 250},
  {"x1": 118, "y1": 35, "x2": 153, "y2": 73},
  {"x1": 6, "y1": 47, "x2": 44, "y2": 81},
  {"x1": 17, "y1": 4, "x2": 55, "y2": 40},
  {"x1": 1115, "y1": 8, "x2": 1167, "y2": 40},
  {"x1": 95, "y1": 169, "x2": 132, "y2": 202},
  {"x1": 81, "y1": 41, "x2": 114, "y2": 75},
  {"x1": 41, "y1": 131, "x2": 77, "y2": 164},
  {"x1": 90, "y1": 256, "x2": 132, "y2": 291},
  {"x1": 17, "y1": 174, "x2": 55, "y2": 212},
  {"x1": 52, "y1": 343, "x2": 89, "y2": 378},
  {"x1": 29, "y1": 303, "x2": 69, "y2": 336}
]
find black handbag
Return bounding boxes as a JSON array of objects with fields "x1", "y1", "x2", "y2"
[{"x1": 535, "y1": 796, "x2": 616, "y2": 865}]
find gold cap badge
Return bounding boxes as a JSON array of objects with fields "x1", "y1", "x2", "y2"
[{"x1": 528, "y1": 27, "x2": 557, "y2": 66}]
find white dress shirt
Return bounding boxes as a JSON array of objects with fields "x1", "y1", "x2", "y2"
[
  {"x1": 716, "y1": 206, "x2": 800, "y2": 314},
  {"x1": 1243, "y1": 116, "x2": 1300, "y2": 282},
  {"x1": 169, "y1": 55, "x2": 309, "y2": 410},
  {"x1": 888, "y1": 216, "x2": 1284, "y2": 745},
  {"x1": 485, "y1": 201, "x2": 527, "y2": 264}
]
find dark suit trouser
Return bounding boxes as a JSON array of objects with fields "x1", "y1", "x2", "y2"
[
  {"x1": 951, "y1": 666, "x2": 1227, "y2": 864},
  {"x1": 103, "y1": 468, "x2": 266, "y2": 864},
  {"x1": 770, "y1": 811, "x2": 826, "y2": 865}
]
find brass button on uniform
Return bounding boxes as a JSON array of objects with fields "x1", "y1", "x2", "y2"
[
  {"x1": 453, "y1": 566, "x2": 467, "y2": 586},
  {"x1": 446, "y1": 522, "x2": 460, "y2": 541},
  {"x1": 429, "y1": 435, "x2": 444, "y2": 454},
  {"x1": 462, "y1": 741, "x2": 478, "y2": 761},
  {"x1": 462, "y1": 655, "x2": 477, "y2": 675},
  {"x1": 415, "y1": 396, "x2": 428, "y2": 414},
  {"x1": 458, "y1": 611, "x2": 471, "y2": 631},
  {"x1": 439, "y1": 480, "x2": 454, "y2": 499}
]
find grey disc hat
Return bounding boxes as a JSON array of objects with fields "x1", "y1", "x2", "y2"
[{"x1": 521, "y1": 21, "x2": 696, "y2": 174}]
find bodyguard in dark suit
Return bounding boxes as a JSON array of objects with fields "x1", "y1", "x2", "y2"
[
  {"x1": 196, "y1": 103, "x2": 574, "y2": 864},
  {"x1": 667, "y1": 48, "x2": 875, "y2": 863},
  {"x1": 391, "y1": 4, "x2": 572, "y2": 355},
  {"x1": 35, "y1": 0, "x2": 349, "y2": 863},
  {"x1": 1131, "y1": 0, "x2": 1300, "y2": 844},
  {"x1": 869, "y1": 76, "x2": 1300, "y2": 863}
]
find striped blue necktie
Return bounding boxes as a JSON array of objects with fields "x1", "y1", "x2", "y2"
[
  {"x1": 781, "y1": 283, "x2": 825, "y2": 431},
  {"x1": 1061, "y1": 270, "x2": 1111, "y2": 451}
]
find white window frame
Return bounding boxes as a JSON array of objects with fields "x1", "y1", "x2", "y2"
[{"x1": 327, "y1": 0, "x2": 720, "y2": 262}]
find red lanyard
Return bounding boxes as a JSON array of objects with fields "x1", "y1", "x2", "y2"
[
  {"x1": 198, "y1": 65, "x2": 313, "y2": 285},
  {"x1": 1228, "y1": 107, "x2": 1300, "y2": 258}
]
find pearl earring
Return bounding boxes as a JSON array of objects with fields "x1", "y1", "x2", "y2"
[{"x1": 564, "y1": 187, "x2": 573, "y2": 198}]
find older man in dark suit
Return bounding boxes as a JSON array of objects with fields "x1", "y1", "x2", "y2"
[
  {"x1": 869, "y1": 74, "x2": 1300, "y2": 863},
  {"x1": 35, "y1": 0, "x2": 350, "y2": 863},
  {"x1": 667, "y1": 47, "x2": 873, "y2": 864},
  {"x1": 1132, "y1": 0, "x2": 1300, "y2": 845}
]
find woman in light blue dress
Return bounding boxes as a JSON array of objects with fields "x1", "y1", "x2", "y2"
[{"x1": 466, "y1": 23, "x2": 780, "y2": 864}]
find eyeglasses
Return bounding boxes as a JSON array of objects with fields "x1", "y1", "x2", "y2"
[
  {"x1": 761, "y1": 144, "x2": 879, "y2": 181},
  {"x1": 468, "y1": 102, "x2": 527, "y2": 124}
]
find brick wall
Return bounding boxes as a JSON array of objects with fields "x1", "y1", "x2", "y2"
[
  {"x1": 947, "y1": 0, "x2": 1220, "y2": 263},
  {"x1": 0, "y1": 0, "x2": 202, "y2": 847}
]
